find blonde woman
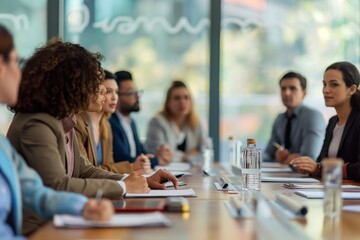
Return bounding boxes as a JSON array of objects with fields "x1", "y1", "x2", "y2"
[{"x1": 145, "y1": 80, "x2": 206, "y2": 162}]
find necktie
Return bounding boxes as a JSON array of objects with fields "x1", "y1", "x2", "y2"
[{"x1": 284, "y1": 115, "x2": 294, "y2": 150}]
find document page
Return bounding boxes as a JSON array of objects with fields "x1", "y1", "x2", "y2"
[
  {"x1": 295, "y1": 190, "x2": 360, "y2": 199},
  {"x1": 261, "y1": 176, "x2": 320, "y2": 183},
  {"x1": 54, "y1": 212, "x2": 171, "y2": 228},
  {"x1": 154, "y1": 162, "x2": 191, "y2": 171},
  {"x1": 126, "y1": 189, "x2": 196, "y2": 197}
]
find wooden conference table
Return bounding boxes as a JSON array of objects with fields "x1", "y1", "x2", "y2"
[{"x1": 29, "y1": 165, "x2": 360, "y2": 240}]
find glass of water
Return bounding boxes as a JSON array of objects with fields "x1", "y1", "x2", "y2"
[{"x1": 322, "y1": 158, "x2": 343, "y2": 218}]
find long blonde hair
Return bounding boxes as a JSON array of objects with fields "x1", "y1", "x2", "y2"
[{"x1": 159, "y1": 80, "x2": 199, "y2": 129}]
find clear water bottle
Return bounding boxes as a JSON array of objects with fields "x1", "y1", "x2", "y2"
[
  {"x1": 228, "y1": 136, "x2": 236, "y2": 166},
  {"x1": 241, "y1": 138, "x2": 261, "y2": 190},
  {"x1": 202, "y1": 137, "x2": 214, "y2": 170}
]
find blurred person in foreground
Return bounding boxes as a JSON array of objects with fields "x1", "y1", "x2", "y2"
[
  {"x1": 0, "y1": 24, "x2": 114, "y2": 238},
  {"x1": 6, "y1": 39, "x2": 178, "y2": 234}
]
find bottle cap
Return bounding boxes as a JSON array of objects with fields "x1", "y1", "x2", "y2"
[{"x1": 247, "y1": 138, "x2": 256, "y2": 144}]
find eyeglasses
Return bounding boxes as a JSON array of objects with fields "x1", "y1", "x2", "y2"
[{"x1": 118, "y1": 90, "x2": 143, "y2": 97}]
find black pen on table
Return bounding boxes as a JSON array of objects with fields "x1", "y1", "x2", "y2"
[
  {"x1": 219, "y1": 177, "x2": 229, "y2": 189},
  {"x1": 160, "y1": 173, "x2": 184, "y2": 184}
]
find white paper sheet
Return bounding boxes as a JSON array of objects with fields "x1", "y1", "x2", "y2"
[
  {"x1": 169, "y1": 171, "x2": 192, "y2": 176},
  {"x1": 282, "y1": 184, "x2": 360, "y2": 190},
  {"x1": 261, "y1": 162, "x2": 287, "y2": 168},
  {"x1": 261, "y1": 176, "x2": 319, "y2": 183},
  {"x1": 125, "y1": 189, "x2": 196, "y2": 197},
  {"x1": 343, "y1": 205, "x2": 360, "y2": 212},
  {"x1": 261, "y1": 167, "x2": 292, "y2": 173},
  {"x1": 295, "y1": 190, "x2": 360, "y2": 199},
  {"x1": 54, "y1": 212, "x2": 171, "y2": 228},
  {"x1": 154, "y1": 162, "x2": 191, "y2": 171}
]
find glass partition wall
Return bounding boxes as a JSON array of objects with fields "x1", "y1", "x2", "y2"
[
  {"x1": 220, "y1": 0, "x2": 360, "y2": 160},
  {"x1": 63, "y1": 0, "x2": 210, "y2": 139},
  {"x1": 0, "y1": 0, "x2": 359, "y2": 162}
]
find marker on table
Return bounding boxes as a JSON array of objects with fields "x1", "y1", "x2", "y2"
[
  {"x1": 95, "y1": 189, "x2": 103, "y2": 204},
  {"x1": 275, "y1": 193, "x2": 308, "y2": 216},
  {"x1": 220, "y1": 177, "x2": 229, "y2": 189},
  {"x1": 229, "y1": 196, "x2": 243, "y2": 215}
]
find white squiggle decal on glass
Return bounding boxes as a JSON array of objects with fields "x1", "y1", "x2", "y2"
[
  {"x1": 0, "y1": 13, "x2": 29, "y2": 31},
  {"x1": 93, "y1": 16, "x2": 210, "y2": 34},
  {"x1": 67, "y1": 3, "x2": 265, "y2": 35},
  {"x1": 67, "y1": 3, "x2": 90, "y2": 33}
]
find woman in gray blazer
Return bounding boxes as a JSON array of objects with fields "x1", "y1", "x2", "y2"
[{"x1": 145, "y1": 81, "x2": 207, "y2": 162}]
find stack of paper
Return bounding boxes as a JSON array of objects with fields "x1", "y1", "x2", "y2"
[
  {"x1": 261, "y1": 162, "x2": 287, "y2": 168},
  {"x1": 261, "y1": 167, "x2": 292, "y2": 173},
  {"x1": 54, "y1": 212, "x2": 171, "y2": 228},
  {"x1": 126, "y1": 189, "x2": 196, "y2": 198},
  {"x1": 282, "y1": 184, "x2": 360, "y2": 190},
  {"x1": 261, "y1": 176, "x2": 319, "y2": 183},
  {"x1": 295, "y1": 190, "x2": 360, "y2": 199},
  {"x1": 343, "y1": 205, "x2": 360, "y2": 213}
]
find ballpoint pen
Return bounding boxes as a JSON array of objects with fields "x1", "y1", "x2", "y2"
[
  {"x1": 272, "y1": 142, "x2": 285, "y2": 151},
  {"x1": 95, "y1": 189, "x2": 103, "y2": 204},
  {"x1": 160, "y1": 173, "x2": 184, "y2": 184}
]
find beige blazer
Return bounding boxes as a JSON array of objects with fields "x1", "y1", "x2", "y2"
[
  {"x1": 7, "y1": 113, "x2": 125, "y2": 234},
  {"x1": 75, "y1": 112, "x2": 132, "y2": 173}
]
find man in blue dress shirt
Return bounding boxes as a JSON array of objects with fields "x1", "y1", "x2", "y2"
[{"x1": 263, "y1": 71, "x2": 326, "y2": 163}]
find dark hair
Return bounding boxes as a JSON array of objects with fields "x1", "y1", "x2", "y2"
[
  {"x1": 326, "y1": 61, "x2": 360, "y2": 110},
  {"x1": 279, "y1": 71, "x2": 307, "y2": 90},
  {"x1": 0, "y1": 24, "x2": 14, "y2": 62},
  {"x1": 104, "y1": 69, "x2": 115, "y2": 80},
  {"x1": 114, "y1": 70, "x2": 132, "y2": 88},
  {"x1": 160, "y1": 80, "x2": 199, "y2": 129},
  {"x1": 11, "y1": 40, "x2": 104, "y2": 119}
]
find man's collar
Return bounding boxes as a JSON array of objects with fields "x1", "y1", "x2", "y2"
[
  {"x1": 286, "y1": 104, "x2": 303, "y2": 117},
  {"x1": 116, "y1": 111, "x2": 131, "y2": 124}
]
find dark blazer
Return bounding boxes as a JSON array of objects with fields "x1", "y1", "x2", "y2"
[
  {"x1": 317, "y1": 109, "x2": 360, "y2": 181},
  {"x1": 109, "y1": 112, "x2": 158, "y2": 167}
]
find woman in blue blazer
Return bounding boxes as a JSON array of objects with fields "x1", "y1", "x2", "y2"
[
  {"x1": 291, "y1": 61, "x2": 360, "y2": 181},
  {"x1": 0, "y1": 24, "x2": 113, "y2": 238}
]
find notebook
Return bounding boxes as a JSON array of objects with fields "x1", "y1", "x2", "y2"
[{"x1": 112, "y1": 199, "x2": 166, "y2": 212}]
